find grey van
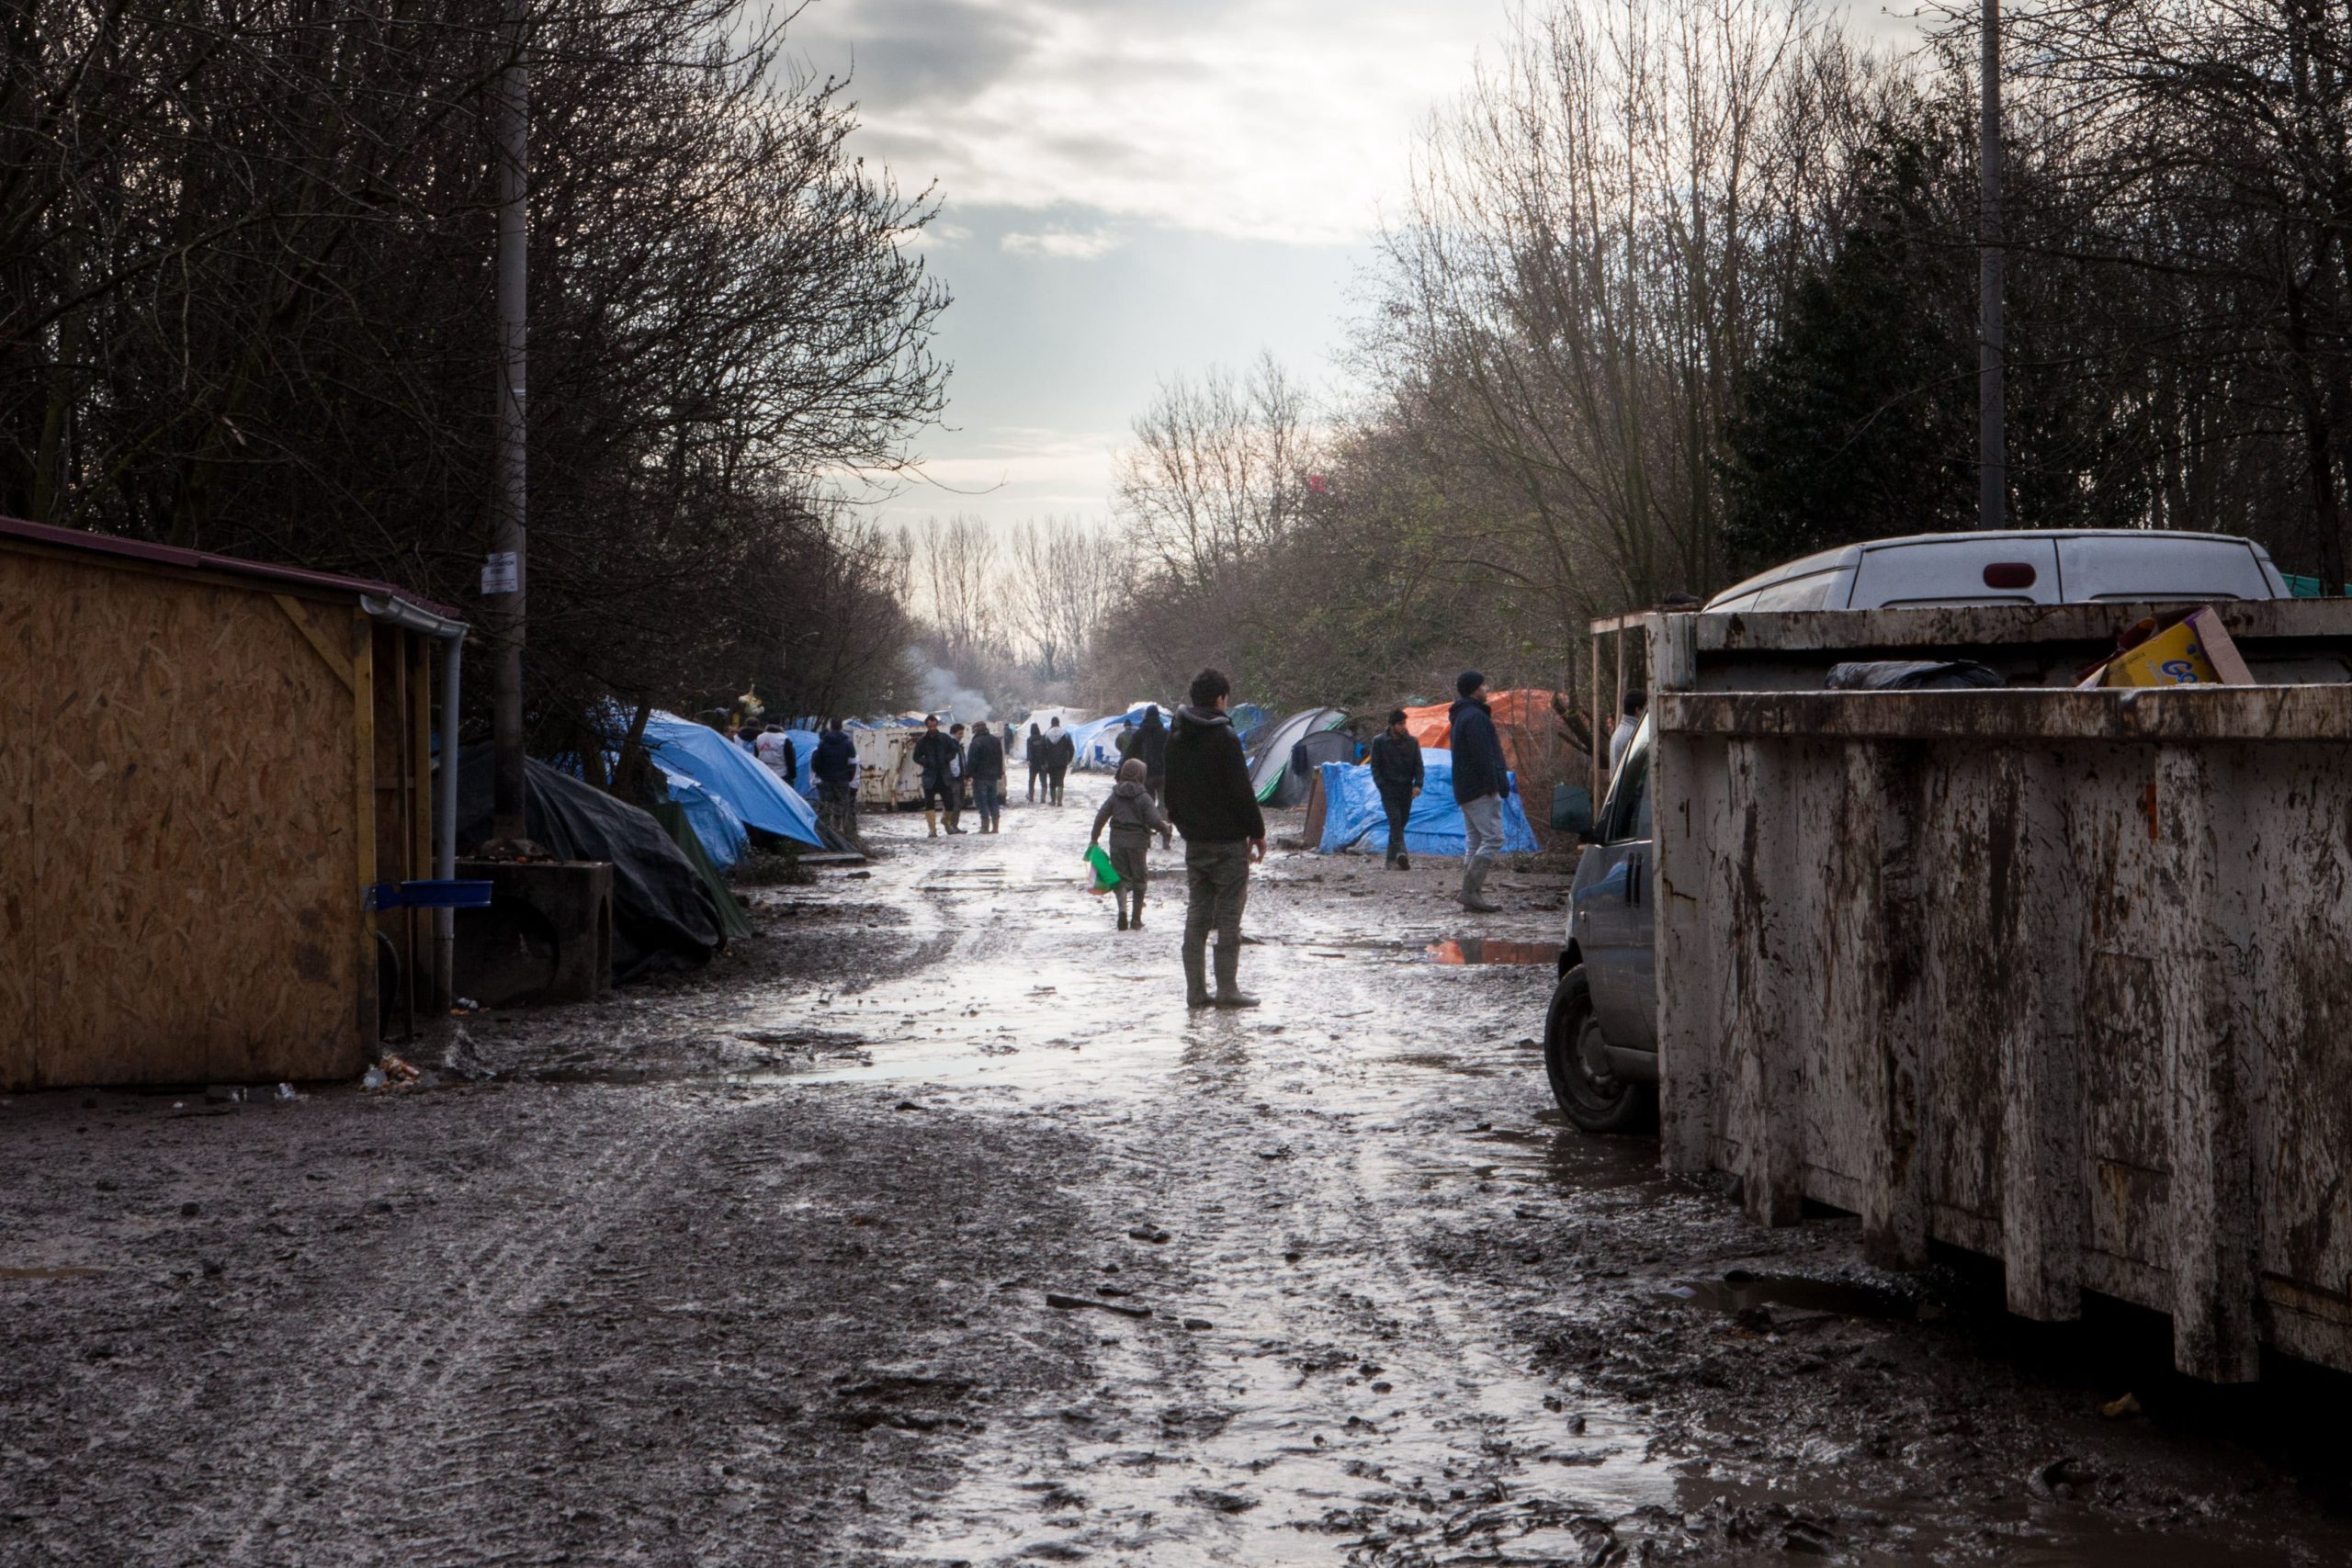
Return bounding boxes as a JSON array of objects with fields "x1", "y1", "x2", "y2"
[{"x1": 1544, "y1": 529, "x2": 2292, "y2": 1132}]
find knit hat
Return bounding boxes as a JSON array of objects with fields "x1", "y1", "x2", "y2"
[
  {"x1": 1118, "y1": 758, "x2": 1147, "y2": 783},
  {"x1": 1456, "y1": 670, "x2": 1484, "y2": 698}
]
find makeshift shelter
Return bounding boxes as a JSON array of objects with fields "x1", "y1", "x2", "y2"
[
  {"x1": 1012, "y1": 707, "x2": 1089, "y2": 761},
  {"x1": 634, "y1": 708, "x2": 822, "y2": 851},
  {"x1": 1, "y1": 516, "x2": 467, "y2": 1089},
  {"x1": 1247, "y1": 707, "x2": 1347, "y2": 802},
  {"x1": 1399, "y1": 689, "x2": 1563, "y2": 773},
  {"x1": 1228, "y1": 703, "x2": 1269, "y2": 745},
  {"x1": 455, "y1": 749, "x2": 725, "y2": 980},
  {"x1": 1069, "y1": 703, "x2": 1170, "y2": 771},
  {"x1": 1315, "y1": 754, "x2": 1542, "y2": 858},
  {"x1": 1272, "y1": 728, "x2": 1360, "y2": 807}
]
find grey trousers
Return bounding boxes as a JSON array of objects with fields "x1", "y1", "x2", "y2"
[
  {"x1": 1460, "y1": 792, "x2": 1506, "y2": 869},
  {"x1": 1109, "y1": 838, "x2": 1150, "y2": 917},
  {"x1": 1182, "y1": 839, "x2": 1250, "y2": 969}
]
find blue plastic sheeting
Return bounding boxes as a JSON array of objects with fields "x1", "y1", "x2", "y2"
[
  {"x1": 635, "y1": 708, "x2": 823, "y2": 849},
  {"x1": 1228, "y1": 703, "x2": 1268, "y2": 743},
  {"x1": 651, "y1": 764, "x2": 751, "y2": 870},
  {"x1": 1315, "y1": 753, "x2": 1541, "y2": 857}
]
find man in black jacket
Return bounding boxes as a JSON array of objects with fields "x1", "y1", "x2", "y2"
[
  {"x1": 911, "y1": 715, "x2": 961, "y2": 838},
  {"x1": 1449, "y1": 671, "x2": 1511, "y2": 911},
  {"x1": 966, "y1": 721, "x2": 1006, "y2": 832},
  {"x1": 1045, "y1": 718, "x2": 1073, "y2": 806},
  {"x1": 1367, "y1": 708, "x2": 1424, "y2": 870},
  {"x1": 1132, "y1": 705, "x2": 1170, "y2": 803},
  {"x1": 813, "y1": 718, "x2": 860, "y2": 833},
  {"x1": 1163, "y1": 668, "x2": 1267, "y2": 1008}
]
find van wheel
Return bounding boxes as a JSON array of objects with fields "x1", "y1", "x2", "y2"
[{"x1": 1544, "y1": 965, "x2": 1656, "y2": 1134}]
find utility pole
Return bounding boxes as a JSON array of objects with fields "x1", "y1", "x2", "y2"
[
  {"x1": 489, "y1": 0, "x2": 530, "y2": 840},
  {"x1": 1979, "y1": 0, "x2": 2005, "y2": 532}
]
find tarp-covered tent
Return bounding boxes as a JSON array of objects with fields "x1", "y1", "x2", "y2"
[
  {"x1": 1247, "y1": 706, "x2": 1347, "y2": 802},
  {"x1": 1069, "y1": 703, "x2": 1170, "y2": 771},
  {"x1": 456, "y1": 746, "x2": 724, "y2": 979},
  {"x1": 1272, "y1": 728, "x2": 1359, "y2": 807},
  {"x1": 1314, "y1": 754, "x2": 1542, "y2": 858},
  {"x1": 1228, "y1": 703, "x2": 1269, "y2": 745},
  {"x1": 650, "y1": 767, "x2": 749, "y2": 871},
  {"x1": 635, "y1": 708, "x2": 823, "y2": 849},
  {"x1": 1399, "y1": 689, "x2": 1562, "y2": 773},
  {"x1": 1012, "y1": 707, "x2": 1090, "y2": 761}
]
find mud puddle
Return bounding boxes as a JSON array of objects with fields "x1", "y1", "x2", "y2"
[
  {"x1": 1425, "y1": 936, "x2": 1562, "y2": 966},
  {"x1": 1663, "y1": 1269, "x2": 1922, "y2": 1324}
]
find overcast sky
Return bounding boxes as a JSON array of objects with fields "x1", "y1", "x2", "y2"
[{"x1": 786, "y1": 0, "x2": 1924, "y2": 535}]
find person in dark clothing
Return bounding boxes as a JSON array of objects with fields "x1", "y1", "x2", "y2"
[
  {"x1": 967, "y1": 721, "x2": 1006, "y2": 832},
  {"x1": 945, "y1": 723, "x2": 970, "y2": 831},
  {"x1": 1163, "y1": 668, "x2": 1267, "y2": 1009},
  {"x1": 1367, "y1": 708, "x2": 1424, "y2": 870},
  {"x1": 1026, "y1": 722, "x2": 1046, "y2": 802},
  {"x1": 1091, "y1": 757, "x2": 1173, "y2": 930},
  {"x1": 911, "y1": 714, "x2": 960, "y2": 838},
  {"x1": 1044, "y1": 718, "x2": 1072, "y2": 805},
  {"x1": 813, "y1": 718, "x2": 859, "y2": 833},
  {"x1": 1132, "y1": 705, "x2": 1170, "y2": 803},
  {"x1": 1449, "y1": 671, "x2": 1512, "y2": 911}
]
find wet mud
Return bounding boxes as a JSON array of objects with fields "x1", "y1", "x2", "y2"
[{"x1": 5, "y1": 779, "x2": 2351, "y2": 1565}]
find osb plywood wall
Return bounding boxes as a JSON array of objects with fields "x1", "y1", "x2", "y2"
[{"x1": 0, "y1": 547, "x2": 371, "y2": 1089}]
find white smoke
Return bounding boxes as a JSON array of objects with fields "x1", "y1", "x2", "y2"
[{"x1": 909, "y1": 647, "x2": 991, "y2": 722}]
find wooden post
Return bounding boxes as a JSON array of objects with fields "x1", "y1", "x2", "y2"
[{"x1": 352, "y1": 611, "x2": 378, "y2": 1048}]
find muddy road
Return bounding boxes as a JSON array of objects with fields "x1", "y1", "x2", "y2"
[{"x1": 6, "y1": 780, "x2": 2351, "y2": 1566}]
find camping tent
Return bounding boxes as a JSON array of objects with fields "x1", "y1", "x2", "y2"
[
  {"x1": 1069, "y1": 703, "x2": 1170, "y2": 771},
  {"x1": 1247, "y1": 707, "x2": 1347, "y2": 802},
  {"x1": 635, "y1": 708, "x2": 823, "y2": 850},
  {"x1": 1314, "y1": 753, "x2": 1542, "y2": 858},
  {"x1": 1399, "y1": 689, "x2": 1562, "y2": 773},
  {"x1": 1272, "y1": 728, "x2": 1359, "y2": 807},
  {"x1": 1012, "y1": 707, "x2": 1090, "y2": 761}
]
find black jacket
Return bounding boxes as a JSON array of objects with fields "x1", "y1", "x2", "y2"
[
  {"x1": 912, "y1": 729, "x2": 957, "y2": 781},
  {"x1": 967, "y1": 732, "x2": 1005, "y2": 781},
  {"x1": 1164, "y1": 705, "x2": 1265, "y2": 843},
  {"x1": 1043, "y1": 730, "x2": 1074, "y2": 771},
  {"x1": 813, "y1": 730, "x2": 856, "y2": 784},
  {"x1": 1133, "y1": 709, "x2": 1170, "y2": 779},
  {"x1": 1369, "y1": 732, "x2": 1423, "y2": 795},
  {"x1": 1449, "y1": 697, "x2": 1510, "y2": 804}
]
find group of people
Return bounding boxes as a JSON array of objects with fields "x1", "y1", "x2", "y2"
[
  {"x1": 910, "y1": 715, "x2": 1009, "y2": 835},
  {"x1": 1025, "y1": 718, "x2": 1075, "y2": 805},
  {"x1": 732, "y1": 718, "x2": 862, "y2": 832}
]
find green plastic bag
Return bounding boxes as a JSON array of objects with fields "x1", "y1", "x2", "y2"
[{"x1": 1084, "y1": 843, "x2": 1121, "y2": 894}]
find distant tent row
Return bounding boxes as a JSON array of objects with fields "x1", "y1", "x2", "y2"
[
  {"x1": 632, "y1": 708, "x2": 823, "y2": 868},
  {"x1": 1314, "y1": 753, "x2": 1542, "y2": 858}
]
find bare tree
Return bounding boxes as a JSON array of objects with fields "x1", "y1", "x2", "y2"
[
  {"x1": 1114, "y1": 353, "x2": 1318, "y2": 589},
  {"x1": 910, "y1": 514, "x2": 1001, "y2": 663},
  {"x1": 1006, "y1": 517, "x2": 1122, "y2": 682}
]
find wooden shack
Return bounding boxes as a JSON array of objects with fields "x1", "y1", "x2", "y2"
[{"x1": 0, "y1": 517, "x2": 466, "y2": 1089}]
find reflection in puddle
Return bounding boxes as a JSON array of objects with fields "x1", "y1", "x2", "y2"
[{"x1": 1426, "y1": 937, "x2": 1561, "y2": 966}]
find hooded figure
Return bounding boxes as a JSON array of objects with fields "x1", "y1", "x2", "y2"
[
  {"x1": 1163, "y1": 669, "x2": 1267, "y2": 1008},
  {"x1": 1448, "y1": 671, "x2": 1511, "y2": 910},
  {"x1": 1026, "y1": 722, "x2": 1046, "y2": 802},
  {"x1": 1090, "y1": 758, "x2": 1172, "y2": 931},
  {"x1": 1044, "y1": 717, "x2": 1072, "y2": 805},
  {"x1": 1132, "y1": 705, "x2": 1170, "y2": 800}
]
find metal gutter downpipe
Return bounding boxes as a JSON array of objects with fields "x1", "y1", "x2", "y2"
[{"x1": 362, "y1": 595, "x2": 470, "y2": 1004}]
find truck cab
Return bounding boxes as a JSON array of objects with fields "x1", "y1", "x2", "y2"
[{"x1": 1547, "y1": 714, "x2": 1658, "y2": 1132}]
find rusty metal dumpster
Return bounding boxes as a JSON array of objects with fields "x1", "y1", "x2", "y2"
[{"x1": 1647, "y1": 600, "x2": 2352, "y2": 1382}]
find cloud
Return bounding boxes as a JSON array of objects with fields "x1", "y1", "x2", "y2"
[{"x1": 1000, "y1": 225, "x2": 1126, "y2": 260}]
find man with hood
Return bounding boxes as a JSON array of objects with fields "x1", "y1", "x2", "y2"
[
  {"x1": 1163, "y1": 668, "x2": 1267, "y2": 1008},
  {"x1": 1044, "y1": 716, "x2": 1072, "y2": 806},
  {"x1": 1026, "y1": 722, "x2": 1046, "y2": 802},
  {"x1": 911, "y1": 714, "x2": 961, "y2": 837},
  {"x1": 967, "y1": 720, "x2": 1006, "y2": 832},
  {"x1": 1090, "y1": 757, "x2": 1173, "y2": 930},
  {"x1": 1450, "y1": 671, "x2": 1511, "y2": 911},
  {"x1": 1132, "y1": 705, "x2": 1170, "y2": 803},
  {"x1": 813, "y1": 717, "x2": 859, "y2": 832}
]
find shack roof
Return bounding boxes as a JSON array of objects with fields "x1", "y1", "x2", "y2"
[{"x1": 0, "y1": 513, "x2": 462, "y2": 621}]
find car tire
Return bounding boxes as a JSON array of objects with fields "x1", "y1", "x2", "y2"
[{"x1": 1544, "y1": 964, "x2": 1657, "y2": 1134}]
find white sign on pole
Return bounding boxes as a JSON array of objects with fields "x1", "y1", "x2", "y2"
[{"x1": 481, "y1": 550, "x2": 519, "y2": 595}]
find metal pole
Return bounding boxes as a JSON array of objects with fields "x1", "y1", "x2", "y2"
[
  {"x1": 490, "y1": 0, "x2": 530, "y2": 841},
  {"x1": 437, "y1": 633, "x2": 464, "y2": 1006},
  {"x1": 1979, "y1": 0, "x2": 2005, "y2": 532}
]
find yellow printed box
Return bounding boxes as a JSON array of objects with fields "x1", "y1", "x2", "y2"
[{"x1": 2100, "y1": 606, "x2": 2254, "y2": 687}]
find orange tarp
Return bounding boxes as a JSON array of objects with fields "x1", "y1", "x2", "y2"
[{"x1": 1401, "y1": 689, "x2": 1561, "y2": 772}]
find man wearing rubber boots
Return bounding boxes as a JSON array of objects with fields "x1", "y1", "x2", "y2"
[
  {"x1": 1163, "y1": 668, "x2": 1266, "y2": 1009},
  {"x1": 1450, "y1": 671, "x2": 1510, "y2": 912}
]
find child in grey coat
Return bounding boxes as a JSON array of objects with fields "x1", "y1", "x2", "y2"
[{"x1": 1090, "y1": 758, "x2": 1173, "y2": 931}]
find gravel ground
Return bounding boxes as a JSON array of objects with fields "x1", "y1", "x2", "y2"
[{"x1": 6, "y1": 781, "x2": 2350, "y2": 1566}]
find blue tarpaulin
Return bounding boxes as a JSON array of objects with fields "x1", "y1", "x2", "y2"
[
  {"x1": 1068, "y1": 704, "x2": 1168, "y2": 770},
  {"x1": 635, "y1": 708, "x2": 823, "y2": 850},
  {"x1": 1315, "y1": 753, "x2": 1541, "y2": 857},
  {"x1": 647, "y1": 762, "x2": 751, "y2": 870}
]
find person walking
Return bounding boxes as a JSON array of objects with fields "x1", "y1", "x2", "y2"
[
  {"x1": 1090, "y1": 758, "x2": 1172, "y2": 931},
  {"x1": 1450, "y1": 671, "x2": 1511, "y2": 912},
  {"x1": 812, "y1": 718, "x2": 859, "y2": 834},
  {"x1": 945, "y1": 723, "x2": 971, "y2": 832},
  {"x1": 1132, "y1": 705, "x2": 1170, "y2": 804},
  {"x1": 912, "y1": 714, "x2": 959, "y2": 838},
  {"x1": 1045, "y1": 717, "x2": 1072, "y2": 806},
  {"x1": 1026, "y1": 722, "x2": 1046, "y2": 803},
  {"x1": 1368, "y1": 708, "x2": 1424, "y2": 870},
  {"x1": 967, "y1": 721, "x2": 1006, "y2": 832},
  {"x1": 1609, "y1": 690, "x2": 1647, "y2": 776},
  {"x1": 754, "y1": 724, "x2": 798, "y2": 789},
  {"x1": 1164, "y1": 668, "x2": 1266, "y2": 1009}
]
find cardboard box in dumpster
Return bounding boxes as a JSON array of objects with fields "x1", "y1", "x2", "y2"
[{"x1": 2081, "y1": 606, "x2": 2255, "y2": 688}]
